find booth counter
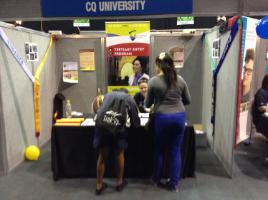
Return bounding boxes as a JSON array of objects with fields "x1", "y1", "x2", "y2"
[{"x1": 51, "y1": 125, "x2": 195, "y2": 181}]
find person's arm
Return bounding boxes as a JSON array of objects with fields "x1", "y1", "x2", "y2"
[
  {"x1": 127, "y1": 95, "x2": 140, "y2": 128},
  {"x1": 128, "y1": 75, "x2": 134, "y2": 86},
  {"x1": 258, "y1": 106, "x2": 267, "y2": 113},
  {"x1": 133, "y1": 93, "x2": 139, "y2": 106},
  {"x1": 145, "y1": 79, "x2": 154, "y2": 108},
  {"x1": 255, "y1": 90, "x2": 267, "y2": 113}
]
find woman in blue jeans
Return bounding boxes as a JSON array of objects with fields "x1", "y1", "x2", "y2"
[{"x1": 145, "y1": 52, "x2": 191, "y2": 192}]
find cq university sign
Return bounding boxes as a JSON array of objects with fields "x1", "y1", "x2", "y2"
[{"x1": 41, "y1": 0, "x2": 192, "y2": 17}]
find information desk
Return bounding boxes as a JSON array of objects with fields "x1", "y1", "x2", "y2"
[{"x1": 51, "y1": 126, "x2": 195, "y2": 181}]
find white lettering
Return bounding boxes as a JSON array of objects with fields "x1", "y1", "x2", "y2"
[
  {"x1": 85, "y1": 1, "x2": 97, "y2": 12},
  {"x1": 103, "y1": 111, "x2": 122, "y2": 126},
  {"x1": 98, "y1": 0, "x2": 146, "y2": 12},
  {"x1": 127, "y1": 1, "x2": 133, "y2": 10},
  {"x1": 140, "y1": 0, "x2": 145, "y2": 10}
]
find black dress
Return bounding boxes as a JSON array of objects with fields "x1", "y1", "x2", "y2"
[{"x1": 252, "y1": 88, "x2": 268, "y2": 137}]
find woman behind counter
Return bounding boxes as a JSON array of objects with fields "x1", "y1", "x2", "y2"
[
  {"x1": 145, "y1": 52, "x2": 191, "y2": 192},
  {"x1": 128, "y1": 57, "x2": 149, "y2": 86},
  {"x1": 134, "y1": 78, "x2": 150, "y2": 113}
]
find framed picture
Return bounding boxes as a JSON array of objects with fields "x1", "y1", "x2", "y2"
[
  {"x1": 25, "y1": 42, "x2": 38, "y2": 62},
  {"x1": 212, "y1": 38, "x2": 220, "y2": 59}
]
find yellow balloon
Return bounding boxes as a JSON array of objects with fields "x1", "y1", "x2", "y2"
[{"x1": 25, "y1": 145, "x2": 40, "y2": 161}]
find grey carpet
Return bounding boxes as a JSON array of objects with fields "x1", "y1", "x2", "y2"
[{"x1": 0, "y1": 134, "x2": 268, "y2": 200}]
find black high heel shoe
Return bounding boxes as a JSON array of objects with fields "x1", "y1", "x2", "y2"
[
  {"x1": 115, "y1": 180, "x2": 128, "y2": 192},
  {"x1": 95, "y1": 182, "x2": 108, "y2": 195}
]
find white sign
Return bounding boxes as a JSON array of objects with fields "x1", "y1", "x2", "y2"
[
  {"x1": 212, "y1": 38, "x2": 220, "y2": 59},
  {"x1": 63, "y1": 62, "x2": 79, "y2": 83},
  {"x1": 25, "y1": 42, "x2": 38, "y2": 62}
]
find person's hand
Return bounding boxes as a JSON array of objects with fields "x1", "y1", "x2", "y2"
[
  {"x1": 144, "y1": 107, "x2": 151, "y2": 113},
  {"x1": 258, "y1": 105, "x2": 267, "y2": 113},
  {"x1": 148, "y1": 104, "x2": 154, "y2": 113}
]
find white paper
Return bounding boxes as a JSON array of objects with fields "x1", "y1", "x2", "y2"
[
  {"x1": 71, "y1": 111, "x2": 83, "y2": 117},
  {"x1": 140, "y1": 117, "x2": 149, "y2": 127},
  {"x1": 138, "y1": 113, "x2": 149, "y2": 118},
  {"x1": 81, "y1": 118, "x2": 95, "y2": 126}
]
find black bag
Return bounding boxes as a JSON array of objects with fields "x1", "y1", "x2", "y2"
[
  {"x1": 96, "y1": 97, "x2": 127, "y2": 135},
  {"x1": 145, "y1": 113, "x2": 155, "y2": 132}
]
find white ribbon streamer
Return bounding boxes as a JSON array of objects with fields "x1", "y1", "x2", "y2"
[{"x1": 0, "y1": 27, "x2": 34, "y2": 82}]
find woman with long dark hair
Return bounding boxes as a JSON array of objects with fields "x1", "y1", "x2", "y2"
[{"x1": 145, "y1": 52, "x2": 191, "y2": 192}]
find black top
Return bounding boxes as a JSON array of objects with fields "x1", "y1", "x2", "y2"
[
  {"x1": 97, "y1": 91, "x2": 140, "y2": 128},
  {"x1": 134, "y1": 92, "x2": 146, "y2": 113},
  {"x1": 252, "y1": 88, "x2": 268, "y2": 125}
]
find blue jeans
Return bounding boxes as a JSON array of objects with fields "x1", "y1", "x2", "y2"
[{"x1": 152, "y1": 112, "x2": 185, "y2": 187}]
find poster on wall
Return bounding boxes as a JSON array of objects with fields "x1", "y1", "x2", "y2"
[
  {"x1": 212, "y1": 38, "x2": 220, "y2": 59},
  {"x1": 25, "y1": 42, "x2": 38, "y2": 62},
  {"x1": 169, "y1": 46, "x2": 184, "y2": 68},
  {"x1": 79, "y1": 49, "x2": 95, "y2": 71},
  {"x1": 106, "y1": 21, "x2": 150, "y2": 95},
  {"x1": 63, "y1": 62, "x2": 78, "y2": 83},
  {"x1": 237, "y1": 16, "x2": 258, "y2": 144}
]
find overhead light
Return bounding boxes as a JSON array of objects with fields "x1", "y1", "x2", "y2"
[
  {"x1": 15, "y1": 20, "x2": 22, "y2": 26},
  {"x1": 48, "y1": 30, "x2": 62, "y2": 35},
  {"x1": 182, "y1": 29, "x2": 196, "y2": 34},
  {"x1": 217, "y1": 16, "x2": 226, "y2": 23}
]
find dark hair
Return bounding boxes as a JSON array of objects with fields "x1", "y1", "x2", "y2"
[
  {"x1": 155, "y1": 52, "x2": 177, "y2": 88},
  {"x1": 261, "y1": 74, "x2": 268, "y2": 90},
  {"x1": 138, "y1": 78, "x2": 148, "y2": 85},
  {"x1": 245, "y1": 48, "x2": 254, "y2": 63},
  {"x1": 132, "y1": 57, "x2": 147, "y2": 73}
]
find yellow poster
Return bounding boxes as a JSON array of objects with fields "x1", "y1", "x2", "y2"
[
  {"x1": 105, "y1": 21, "x2": 150, "y2": 87},
  {"x1": 79, "y1": 49, "x2": 95, "y2": 71}
]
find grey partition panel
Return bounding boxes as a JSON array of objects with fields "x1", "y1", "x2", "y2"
[
  {"x1": 56, "y1": 38, "x2": 99, "y2": 114},
  {"x1": 202, "y1": 29, "x2": 220, "y2": 147},
  {"x1": 0, "y1": 64, "x2": 7, "y2": 175},
  {"x1": 180, "y1": 36, "x2": 203, "y2": 124},
  {"x1": 213, "y1": 30, "x2": 240, "y2": 177},
  {"x1": 31, "y1": 34, "x2": 58, "y2": 144},
  {"x1": 0, "y1": 25, "x2": 56, "y2": 171},
  {"x1": 95, "y1": 38, "x2": 106, "y2": 93},
  {"x1": 0, "y1": 27, "x2": 35, "y2": 170},
  {"x1": 152, "y1": 35, "x2": 203, "y2": 124}
]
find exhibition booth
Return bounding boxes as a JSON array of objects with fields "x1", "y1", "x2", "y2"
[{"x1": 0, "y1": 15, "x2": 267, "y2": 178}]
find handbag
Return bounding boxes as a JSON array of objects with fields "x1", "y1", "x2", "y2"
[{"x1": 144, "y1": 113, "x2": 155, "y2": 132}]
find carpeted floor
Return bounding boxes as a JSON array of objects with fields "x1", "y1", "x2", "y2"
[{"x1": 0, "y1": 133, "x2": 268, "y2": 200}]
